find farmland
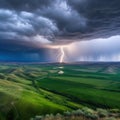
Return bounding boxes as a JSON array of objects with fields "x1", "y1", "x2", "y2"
[{"x1": 0, "y1": 62, "x2": 120, "y2": 120}]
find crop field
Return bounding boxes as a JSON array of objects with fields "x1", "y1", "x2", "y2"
[{"x1": 0, "y1": 62, "x2": 120, "y2": 120}]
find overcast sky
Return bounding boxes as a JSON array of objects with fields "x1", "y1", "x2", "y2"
[{"x1": 0, "y1": 0, "x2": 120, "y2": 62}]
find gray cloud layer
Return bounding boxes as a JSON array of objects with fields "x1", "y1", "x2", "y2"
[{"x1": 0, "y1": 0, "x2": 120, "y2": 53}]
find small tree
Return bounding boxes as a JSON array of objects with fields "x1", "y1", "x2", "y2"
[
  {"x1": 35, "y1": 115, "x2": 43, "y2": 120},
  {"x1": 73, "y1": 109, "x2": 84, "y2": 116},
  {"x1": 64, "y1": 111, "x2": 71, "y2": 117},
  {"x1": 97, "y1": 108, "x2": 109, "y2": 118},
  {"x1": 55, "y1": 113, "x2": 63, "y2": 120}
]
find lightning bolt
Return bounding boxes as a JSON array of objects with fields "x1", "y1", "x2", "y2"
[
  {"x1": 60, "y1": 46, "x2": 65, "y2": 63},
  {"x1": 46, "y1": 44, "x2": 72, "y2": 63}
]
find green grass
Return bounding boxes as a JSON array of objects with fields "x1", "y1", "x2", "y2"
[
  {"x1": 0, "y1": 63, "x2": 120, "y2": 120},
  {"x1": 38, "y1": 77, "x2": 120, "y2": 108}
]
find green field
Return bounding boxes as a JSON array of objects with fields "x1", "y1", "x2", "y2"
[{"x1": 0, "y1": 62, "x2": 120, "y2": 120}]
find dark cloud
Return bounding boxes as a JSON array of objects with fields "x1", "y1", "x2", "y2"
[
  {"x1": 0, "y1": 0, "x2": 120, "y2": 61},
  {"x1": 0, "y1": 0, "x2": 55, "y2": 11},
  {"x1": 0, "y1": 38, "x2": 50, "y2": 62}
]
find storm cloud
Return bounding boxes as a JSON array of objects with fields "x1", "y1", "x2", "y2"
[{"x1": 0, "y1": 0, "x2": 120, "y2": 61}]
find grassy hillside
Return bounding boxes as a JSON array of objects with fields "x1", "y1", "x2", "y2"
[{"x1": 0, "y1": 62, "x2": 120, "y2": 120}]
